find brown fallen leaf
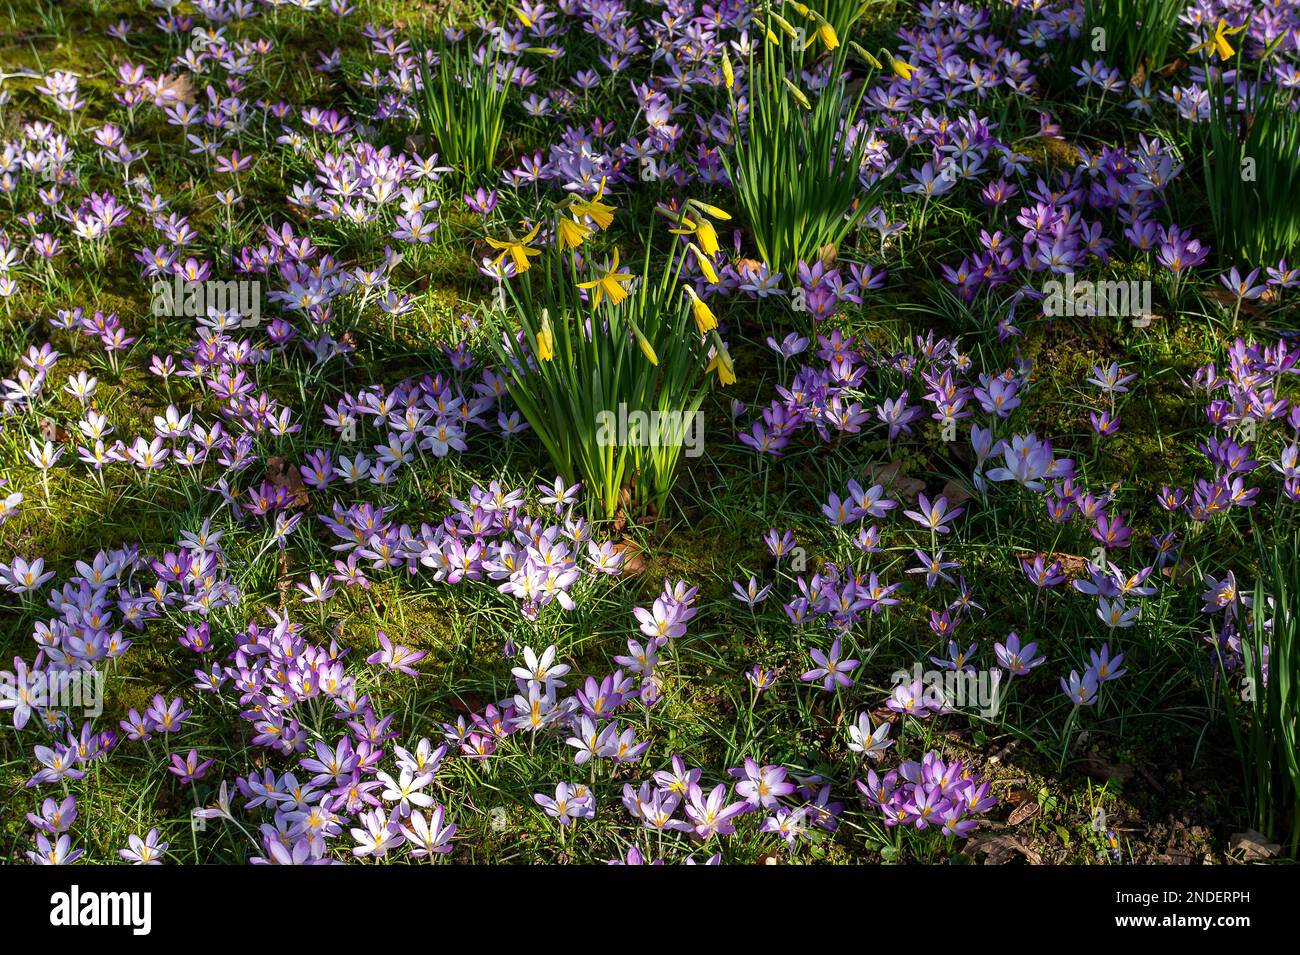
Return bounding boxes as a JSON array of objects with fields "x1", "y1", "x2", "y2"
[
  {"x1": 612, "y1": 540, "x2": 646, "y2": 575},
  {"x1": 1159, "y1": 560, "x2": 1197, "y2": 588},
  {"x1": 939, "y1": 479, "x2": 972, "y2": 508},
  {"x1": 1006, "y1": 800, "x2": 1040, "y2": 827},
  {"x1": 865, "y1": 460, "x2": 924, "y2": 502},
  {"x1": 968, "y1": 833, "x2": 1042, "y2": 865},
  {"x1": 153, "y1": 73, "x2": 196, "y2": 106},
  {"x1": 1202, "y1": 287, "x2": 1269, "y2": 316},
  {"x1": 1230, "y1": 830, "x2": 1280, "y2": 860},
  {"x1": 38, "y1": 417, "x2": 70, "y2": 443},
  {"x1": 450, "y1": 692, "x2": 488, "y2": 715},
  {"x1": 1155, "y1": 58, "x2": 1186, "y2": 80},
  {"x1": 266, "y1": 455, "x2": 311, "y2": 508},
  {"x1": 1016, "y1": 551, "x2": 1093, "y2": 579},
  {"x1": 1079, "y1": 757, "x2": 1135, "y2": 783}
]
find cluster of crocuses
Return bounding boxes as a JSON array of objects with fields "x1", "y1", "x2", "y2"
[
  {"x1": 443, "y1": 578, "x2": 699, "y2": 771},
  {"x1": 736, "y1": 328, "x2": 953, "y2": 455},
  {"x1": 614, "y1": 754, "x2": 849, "y2": 852},
  {"x1": 857, "y1": 751, "x2": 997, "y2": 837},
  {"x1": 1, "y1": 0, "x2": 1296, "y2": 868},
  {"x1": 0, "y1": 543, "x2": 149, "y2": 743},
  {"x1": 24, "y1": 795, "x2": 171, "y2": 865},
  {"x1": 846, "y1": 4, "x2": 1208, "y2": 320},
  {"x1": 194, "y1": 582, "x2": 701, "y2": 861},
  {"x1": 1186, "y1": 334, "x2": 1300, "y2": 685},
  {"x1": 310, "y1": 476, "x2": 624, "y2": 620},
  {"x1": 474, "y1": 0, "x2": 750, "y2": 195},
  {"x1": 772, "y1": 480, "x2": 1130, "y2": 715},
  {"x1": 1178, "y1": 336, "x2": 1300, "y2": 511}
]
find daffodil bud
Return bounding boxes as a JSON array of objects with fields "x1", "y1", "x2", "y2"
[
  {"x1": 784, "y1": 77, "x2": 811, "y2": 109},
  {"x1": 851, "y1": 41, "x2": 883, "y2": 69},
  {"x1": 770, "y1": 13, "x2": 799, "y2": 38},
  {"x1": 537, "y1": 310, "x2": 555, "y2": 362},
  {"x1": 629, "y1": 318, "x2": 659, "y2": 366}
]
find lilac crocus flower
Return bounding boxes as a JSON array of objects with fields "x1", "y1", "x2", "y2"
[
  {"x1": 366, "y1": 631, "x2": 427, "y2": 676},
  {"x1": 730, "y1": 758, "x2": 796, "y2": 809},
  {"x1": 800, "y1": 638, "x2": 859, "y2": 691},
  {"x1": 683, "y1": 783, "x2": 746, "y2": 839},
  {"x1": 994, "y1": 632, "x2": 1045, "y2": 676}
]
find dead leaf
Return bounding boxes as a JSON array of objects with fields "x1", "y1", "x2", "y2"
[
  {"x1": 153, "y1": 73, "x2": 196, "y2": 106},
  {"x1": 266, "y1": 456, "x2": 310, "y2": 508},
  {"x1": 1007, "y1": 800, "x2": 1040, "y2": 827},
  {"x1": 939, "y1": 479, "x2": 972, "y2": 508},
  {"x1": 38, "y1": 417, "x2": 69, "y2": 443},
  {"x1": 450, "y1": 693, "x2": 487, "y2": 715},
  {"x1": 1016, "y1": 551, "x2": 1092, "y2": 579},
  {"x1": 968, "y1": 833, "x2": 1042, "y2": 865},
  {"x1": 1155, "y1": 58, "x2": 1186, "y2": 80},
  {"x1": 1079, "y1": 757, "x2": 1134, "y2": 783},
  {"x1": 864, "y1": 460, "x2": 924, "y2": 502},
  {"x1": 1230, "y1": 830, "x2": 1280, "y2": 860},
  {"x1": 612, "y1": 540, "x2": 646, "y2": 575},
  {"x1": 1159, "y1": 560, "x2": 1196, "y2": 587}
]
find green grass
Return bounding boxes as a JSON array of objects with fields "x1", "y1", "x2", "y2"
[{"x1": 0, "y1": 0, "x2": 1293, "y2": 867}]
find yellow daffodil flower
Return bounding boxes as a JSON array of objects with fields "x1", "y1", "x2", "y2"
[
  {"x1": 557, "y1": 216, "x2": 593, "y2": 250},
  {"x1": 722, "y1": 50, "x2": 734, "y2": 89},
  {"x1": 813, "y1": 15, "x2": 839, "y2": 52},
  {"x1": 486, "y1": 222, "x2": 542, "y2": 274},
  {"x1": 577, "y1": 249, "x2": 635, "y2": 307},
  {"x1": 570, "y1": 178, "x2": 615, "y2": 230},
  {"x1": 693, "y1": 217, "x2": 720, "y2": 255},
  {"x1": 691, "y1": 244, "x2": 719, "y2": 284},
  {"x1": 708, "y1": 338, "x2": 737, "y2": 386},
  {"x1": 1190, "y1": 18, "x2": 1246, "y2": 61},
  {"x1": 684, "y1": 286, "x2": 717, "y2": 334},
  {"x1": 891, "y1": 57, "x2": 917, "y2": 80},
  {"x1": 672, "y1": 216, "x2": 721, "y2": 265}
]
